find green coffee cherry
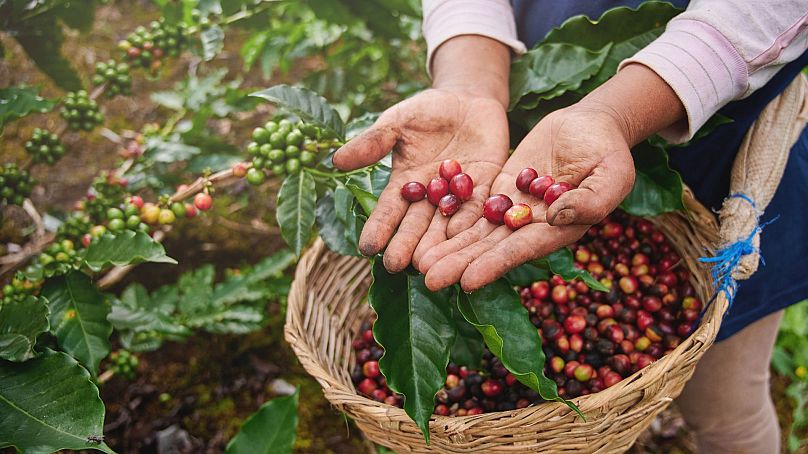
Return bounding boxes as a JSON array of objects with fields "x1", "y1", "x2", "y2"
[
  {"x1": 0, "y1": 163, "x2": 35, "y2": 206},
  {"x1": 61, "y1": 91, "x2": 103, "y2": 132},
  {"x1": 25, "y1": 128, "x2": 66, "y2": 165}
]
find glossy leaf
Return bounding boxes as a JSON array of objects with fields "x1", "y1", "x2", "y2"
[
  {"x1": 225, "y1": 388, "x2": 299, "y2": 454},
  {"x1": 276, "y1": 172, "x2": 317, "y2": 257},
  {"x1": 533, "y1": 248, "x2": 608, "y2": 292},
  {"x1": 368, "y1": 261, "x2": 456, "y2": 443},
  {"x1": 0, "y1": 296, "x2": 49, "y2": 362},
  {"x1": 201, "y1": 24, "x2": 225, "y2": 61},
  {"x1": 251, "y1": 84, "x2": 345, "y2": 139},
  {"x1": 0, "y1": 350, "x2": 112, "y2": 453},
  {"x1": 449, "y1": 298, "x2": 483, "y2": 368},
  {"x1": 459, "y1": 279, "x2": 582, "y2": 417},
  {"x1": 83, "y1": 230, "x2": 177, "y2": 272},
  {"x1": 504, "y1": 263, "x2": 550, "y2": 288},
  {"x1": 620, "y1": 142, "x2": 685, "y2": 216},
  {"x1": 315, "y1": 191, "x2": 359, "y2": 256},
  {"x1": 0, "y1": 87, "x2": 54, "y2": 131},
  {"x1": 41, "y1": 272, "x2": 111, "y2": 376},
  {"x1": 108, "y1": 283, "x2": 189, "y2": 337},
  {"x1": 345, "y1": 184, "x2": 377, "y2": 215}
]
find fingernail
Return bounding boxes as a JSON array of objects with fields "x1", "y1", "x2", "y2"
[{"x1": 550, "y1": 208, "x2": 575, "y2": 226}]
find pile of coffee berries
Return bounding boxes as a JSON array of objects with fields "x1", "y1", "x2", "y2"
[
  {"x1": 516, "y1": 168, "x2": 574, "y2": 206},
  {"x1": 0, "y1": 163, "x2": 35, "y2": 206},
  {"x1": 119, "y1": 20, "x2": 187, "y2": 73},
  {"x1": 61, "y1": 90, "x2": 103, "y2": 132},
  {"x1": 401, "y1": 160, "x2": 473, "y2": 216},
  {"x1": 109, "y1": 349, "x2": 139, "y2": 380},
  {"x1": 25, "y1": 128, "x2": 66, "y2": 165},
  {"x1": 93, "y1": 59, "x2": 132, "y2": 97},
  {"x1": 352, "y1": 210, "x2": 701, "y2": 413},
  {"x1": 245, "y1": 120, "x2": 322, "y2": 177}
]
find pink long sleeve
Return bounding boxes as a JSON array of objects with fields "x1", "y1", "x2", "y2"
[
  {"x1": 620, "y1": 0, "x2": 808, "y2": 143},
  {"x1": 421, "y1": 0, "x2": 526, "y2": 74}
]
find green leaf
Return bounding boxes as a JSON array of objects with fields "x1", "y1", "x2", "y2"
[
  {"x1": 459, "y1": 279, "x2": 582, "y2": 417},
  {"x1": 345, "y1": 184, "x2": 377, "y2": 215},
  {"x1": 345, "y1": 112, "x2": 380, "y2": 139},
  {"x1": 200, "y1": 24, "x2": 225, "y2": 61},
  {"x1": 0, "y1": 350, "x2": 112, "y2": 454},
  {"x1": 250, "y1": 84, "x2": 345, "y2": 140},
  {"x1": 368, "y1": 261, "x2": 456, "y2": 443},
  {"x1": 346, "y1": 164, "x2": 391, "y2": 199},
  {"x1": 83, "y1": 231, "x2": 177, "y2": 272},
  {"x1": 0, "y1": 87, "x2": 54, "y2": 131},
  {"x1": 544, "y1": 2, "x2": 682, "y2": 88},
  {"x1": 620, "y1": 142, "x2": 685, "y2": 216},
  {"x1": 177, "y1": 265, "x2": 215, "y2": 315},
  {"x1": 41, "y1": 272, "x2": 111, "y2": 376},
  {"x1": 533, "y1": 248, "x2": 608, "y2": 292},
  {"x1": 509, "y1": 42, "x2": 611, "y2": 111},
  {"x1": 504, "y1": 263, "x2": 550, "y2": 288},
  {"x1": 145, "y1": 136, "x2": 202, "y2": 163},
  {"x1": 226, "y1": 388, "x2": 299, "y2": 454},
  {"x1": 108, "y1": 284, "x2": 189, "y2": 337},
  {"x1": 315, "y1": 191, "x2": 360, "y2": 256},
  {"x1": 276, "y1": 172, "x2": 317, "y2": 257},
  {"x1": 0, "y1": 296, "x2": 49, "y2": 362},
  {"x1": 449, "y1": 299, "x2": 483, "y2": 368},
  {"x1": 14, "y1": 28, "x2": 82, "y2": 91}
]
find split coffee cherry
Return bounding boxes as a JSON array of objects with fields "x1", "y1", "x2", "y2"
[
  {"x1": 400, "y1": 181, "x2": 426, "y2": 202},
  {"x1": 438, "y1": 194, "x2": 461, "y2": 216},
  {"x1": 529, "y1": 175, "x2": 555, "y2": 199},
  {"x1": 516, "y1": 168, "x2": 539, "y2": 193},
  {"x1": 439, "y1": 159, "x2": 462, "y2": 180},
  {"x1": 503, "y1": 203, "x2": 532, "y2": 230},
  {"x1": 427, "y1": 177, "x2": 450, "y2": 206},
  {"x1": 483, "y1": 194, "x2": 513, "y2": 224},
  {"x1": 544, "y1": 182, "x2": 574, "y2": 206},
  {"x1": 449, "y1": 173, "x2": 473, "y2": 201}
]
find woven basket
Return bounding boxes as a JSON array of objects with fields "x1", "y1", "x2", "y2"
[{"x1": 284, "y1": 191, "x2": 726, "y2": 453}]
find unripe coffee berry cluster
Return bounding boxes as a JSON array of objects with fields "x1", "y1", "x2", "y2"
[
  {"x1": 61, "y1": 90, "x2": 103, "y2": 132},
  {"x1": 109, "y1": 349, "x2": 139, "y2": 380},
  {"x1": 0, "y1": 273, "x2": 42, "y2": 305},
  {"x1": 352, "y1": 210, "x2": 701, "y2": 413},
  {"x1": 93, "y1": 59, "x2": 132, "y2": 97},
  {"x1": 401, "y1": 160, "x2": 473, "y2": 216},
  {"x1": 37, "y1": 239, "x2": 82, "y2": 278},
  {"x1": 245, "y1": 119, "x2": 322, "y2": 180},
  {"x1": 118, "y1": 20, "x2": 186, "y2": 74},
  {"x1": 0, "y1": 163, "x2": 35, "y2": 206},
  {"x1": 25, "y1": 128, "x2": 66, "y2": 165}
]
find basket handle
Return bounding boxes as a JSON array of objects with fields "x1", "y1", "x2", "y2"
[{"x1": 712, "y1": 74, "x2": 808, "y2": 282}]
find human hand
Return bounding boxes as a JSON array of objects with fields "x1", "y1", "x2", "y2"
[{"x1": 416, "y1": 105, "x2": 636, "y2": 292}]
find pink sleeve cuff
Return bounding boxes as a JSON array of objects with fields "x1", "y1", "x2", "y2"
[
  {"x1": 422, "y1": 0, "x2": 527, "y2": 75},
  {"x1": 619, "y1": 19, "x2": 749, "y2": 143}
]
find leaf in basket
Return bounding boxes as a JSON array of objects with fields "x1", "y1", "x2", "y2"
[
  {"x1": 532, "y1": 248, "x2": 608, "y2": 292},
  {"x1": 458, "y1": 279, "x2": 583, "y2": 418},
  {"x1": 620, "y1": 141, "x2": 685, "y2": 217},
  {"x1": 368, "y1": 260, "x2": 456, "y2": 443}
]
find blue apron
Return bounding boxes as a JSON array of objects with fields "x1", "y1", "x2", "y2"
[{"x1": 513, "y1": 0, "x2": 808, "y2": 340}]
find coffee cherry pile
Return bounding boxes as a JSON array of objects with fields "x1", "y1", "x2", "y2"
[
  {"x1": 402, "y1": 160, "x2": 474, "y2": 216},
  {"x1": 109, "y1": 349, "x2": 139, "y2": 380},
  {"x1": 352, "y1": 210, "x2": 701, "y2": 413},
  {"x1": 25, "y1": 128, "x2": 66, "y2": 165},
  {"x1": 93, "y1": 60, "x2": 132, "y2": 97},
  {"x1": 118, "y1": 20, "x2": 187, "y2": 73},
  {"x1": 245, "y1": 120, "x2": 322, "y2": 178},
  {"x1": 0, "y1": 163, "x2": 35, "y2": 206},
  {"x1": 516, "y1": 168, "x2": 575, "y2": 206},
  {"x1": 61, "y1": 90, "x2": 103, "y2": 132}
]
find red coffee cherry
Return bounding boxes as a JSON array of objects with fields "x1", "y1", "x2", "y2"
[
  {"x1": 426, "y1": 177, "x2": 449, "y2": 205},
  {"x1": 449, "y1": 173, "x2": 473, "y2": 201},
  {"x1": 516, "y1": 168, "x2": 539, "y2": 193},
  {"x1": 544, "y1": 182, "x2": 574, "y2": 205},
  {"x1": 482, "y1": 194, "x2": 513, "y2": 224},
  {"x1": 529, "y1": 175, "x2": 554, "y2": 199},
  {"x1": 400, "y1": 181, "x2": 426, "y2": 202},
  {"x1": 438, "y1": 194, "x2": 461, "y2": 216},
  {"x1": 503, "y1": 203, "x2": 532, "y2": 230},
  {"x1": 439, "y1": 159, "x2": 462, "y2": 180},
  {"x1": 194, "y1": 193, "x2": 213, "y2": 211}
]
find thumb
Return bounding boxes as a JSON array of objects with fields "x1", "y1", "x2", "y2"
[
  {"x1": 546, "y1": 153, "x2": 635, "y2": 226},
  {"x1": 332, "y1": 120, "x2": 397, "y2": 171}
]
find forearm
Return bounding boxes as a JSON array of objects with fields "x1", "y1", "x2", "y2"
[
  {"x1": 576, "y1": 63, "x2": 686, "y2": 147},
  {"x1": 431, "y1": 35, "x2": 511, "y2": 110}
]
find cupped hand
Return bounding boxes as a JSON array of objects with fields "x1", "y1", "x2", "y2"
[
  {"x1": 417, "y1": 105, "x2": 636, "y2": 292},
  {"x1": 331, "y1": 88, "x2": 510, "y2": 272}
]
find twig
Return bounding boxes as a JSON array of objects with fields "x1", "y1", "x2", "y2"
[{"x1": 97, "y1": 369, "x2": 115, "y2": 385}]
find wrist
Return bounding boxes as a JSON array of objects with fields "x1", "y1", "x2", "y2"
[{"x1": 431, "y1": 35, "x2": 511, "y2": 110}]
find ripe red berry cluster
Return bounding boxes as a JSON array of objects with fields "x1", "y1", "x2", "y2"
[
  {"x1": 516, "y1": 168, "x2": 575, "y2": 206},
  {"x1": 351, "y1": 210, "x2": 702, "y2": 412},
  {"x1": 401, "y1": 160, "x2": 473, "y2": 216}
]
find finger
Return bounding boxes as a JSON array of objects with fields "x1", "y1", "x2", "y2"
[
  {"x1": 546, "y1": 153, "x2": 635, "y2": 226},
  {"x1": 412, "y1": 212, "x2": 449, "y2": 271},
  {"x1": 417, "y1": 218, "x2": 496, "y2": 274},
  {"x1": 358, "y1": 178, "x2": 408, "y2": 256},
  {"x1": 424, "y1": 226, "x2": 511, "y2": 291},
  {"x1": 460, "y1": 224, "x2": 587, "y2": 292},
  {"x1": 446, "y1": 180, "x2": 490, "y2": 238},
  {"x1": 332, "y1": 125, "x2": 397, "y2": 170},
  {"x1": 383, "y1": 199, "x2": 435, "y2": 273}
]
